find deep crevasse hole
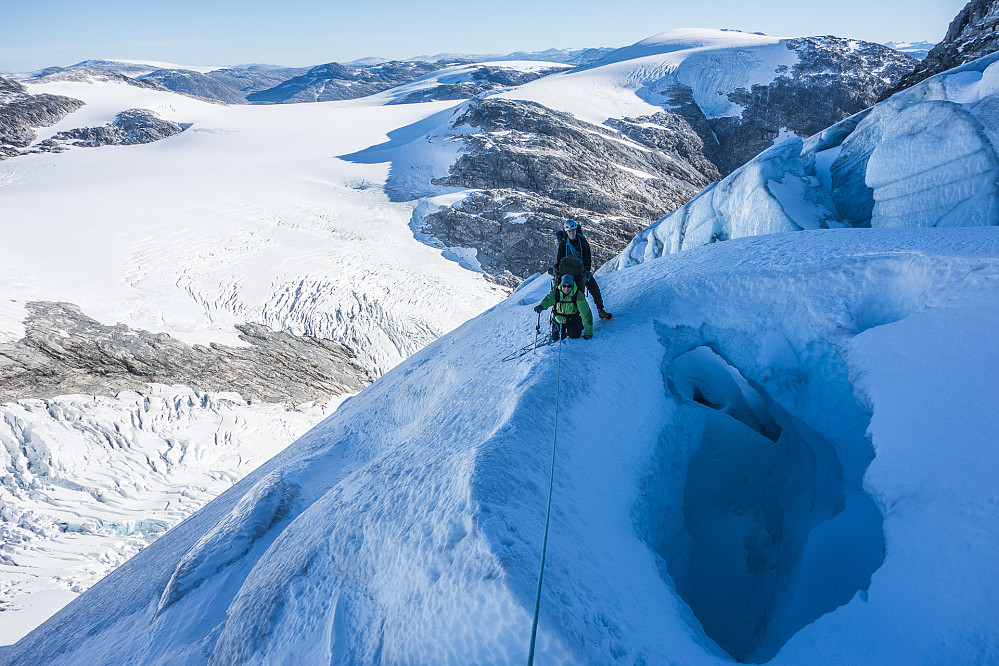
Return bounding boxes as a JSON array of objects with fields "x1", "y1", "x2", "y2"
[{"x1": 646, "y1": 345, "x2": 885, "y2": 663}]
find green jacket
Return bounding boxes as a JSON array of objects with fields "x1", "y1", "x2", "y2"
[{"x1": 539, "y1": 285, "x2": 593, "y2": 337}]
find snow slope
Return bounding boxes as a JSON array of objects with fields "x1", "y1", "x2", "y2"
[
  {"x1": 6, "y1": 227, "x2": 998, "y2": 664},
  {"x1": 603, "y1": 52, "x2": 999, "y2": 271},
  {"x1": 495, "y1": 29, "x2": 798, "y2": 125}
]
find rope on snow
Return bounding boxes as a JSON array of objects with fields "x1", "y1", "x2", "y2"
[{"x1": 528, "y1": 322, "x2": 564, "y2": 665}]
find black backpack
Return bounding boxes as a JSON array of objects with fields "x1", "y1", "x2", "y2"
[{"x1": 552, "y1": 256, "x2": 586, "y2": 291}]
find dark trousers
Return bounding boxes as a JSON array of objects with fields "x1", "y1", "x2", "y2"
[
  {"x1": 585, "y1": 275, "x2": 604, "y2": 311},
  {"x1": 552, "y1": 315, "x2": 583, "y2": 340}
]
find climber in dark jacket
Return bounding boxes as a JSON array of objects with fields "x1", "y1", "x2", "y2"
[
  {"x1": 535, "y1": 274, "x2": 593, "y2": 340},
  {"x1": 555, "y1": 219, "x2": 612, "y2": 319}
]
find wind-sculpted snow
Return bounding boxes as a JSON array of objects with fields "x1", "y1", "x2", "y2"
[
  {"x1": 603, "y1": 52, "x2": 999, "y2": 273},
  {"x1": 8, "y1": 228, "x2": 998, "y2": 664}
]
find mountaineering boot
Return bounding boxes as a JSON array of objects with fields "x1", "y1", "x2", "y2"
[{"x1": 598, "y1": 308, "x2": 612, "y2": 320}]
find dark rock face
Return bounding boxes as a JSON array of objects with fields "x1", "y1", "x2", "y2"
[
  {"x1": 883, "y1": 0, "x2": 999, "y2": 96},
  {"x1": 0, "y1": 75, "x2": 85, "y2": 159},
  {"x1": 140, "y1": 66, "x2": 310, "y2": 104},
  {"x1": 414, "y1": 38, "x2": 914, "y2": 286},
  {"x1": 247, "y1": 60, "x2": 461, "y2": 104},
  {"x1": 0, "y1": 302, "x2": 370, "y2": 405},
  {"x1": 389, "y1": 65, "x2": 569, "y2": 105},
  {"x1": 699, "y1": 37, "x2": 916, "y2": 172},
  {"x1": 139, "y1": 69, "x2": 248, "y2": 104},
  {"x1": 421, "y1": 99, "x2": 719, "y2": 284},
  {"x1": 51, "y1": 109, "x2": 188, "y2": 147}
]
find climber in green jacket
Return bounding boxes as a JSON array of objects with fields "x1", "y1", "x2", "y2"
[{"x1": 534, "y1": 274, "x2": 593, "y2": 340}]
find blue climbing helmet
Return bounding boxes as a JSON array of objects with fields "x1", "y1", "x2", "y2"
[
  {"x1": 564, "y1": 219, "x2": 578, "y2": 232},
  {"x1": 560, "y1": 274, "x2": 574, "y2": 286}
]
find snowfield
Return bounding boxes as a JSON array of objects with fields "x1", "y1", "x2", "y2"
[
  {"x1": 496, "y1": 28, "x2": 799, "y2": 125},
  {"x1": 6, "y1": 227, "x2": 998, "y2": 664},
  {"x1": 1, "y1": 70, "x2": 506, "y2": 641},
  {"x1": 0, "y1": 78, "x2": 505, "y2": 368}
]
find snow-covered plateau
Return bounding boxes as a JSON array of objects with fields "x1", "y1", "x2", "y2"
[{"x1": 5, "y1": 226, "x2": 997, "y2": 664}]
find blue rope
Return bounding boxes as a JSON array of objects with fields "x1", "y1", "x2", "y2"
[{"x1": 528, "y1": 322, "x2": 564, "y2": 665}]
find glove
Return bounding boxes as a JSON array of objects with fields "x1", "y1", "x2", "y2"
[
  {"x1": 533, "y1": 305, "x2": 543, "y2": 313},
  {"x1": 583, "y1": 333, "x2": 592, "y2": 340}
]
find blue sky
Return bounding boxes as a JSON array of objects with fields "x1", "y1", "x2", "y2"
[{"x1": 2, "y1": 0, "x2": 968, "y2": 72}]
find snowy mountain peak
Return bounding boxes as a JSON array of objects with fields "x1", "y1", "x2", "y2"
[
  {"x1": 634, "y1": 27, "x2": 780, "y2": 50},
  {"x1": 592, "y1": 28, "x2": 781, "y2": 68}
]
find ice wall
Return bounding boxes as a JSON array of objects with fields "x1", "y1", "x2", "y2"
[{"x1": 602, "y1": 52, "x2": 999, "y2": 274}]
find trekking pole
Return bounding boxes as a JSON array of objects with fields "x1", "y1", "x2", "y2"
[{"x1": 534, "y1": 310, "x2": 542, "y2": 353}]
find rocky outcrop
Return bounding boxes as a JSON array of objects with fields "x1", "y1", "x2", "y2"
[
  {"x1": 698, "y1": 37, "x2": 916, "y2": 172},
  {"x1": 0, "y1": 75, "x2": 84, "y2": 159},
  {"x1": 389, "y1": 65, "x2": 569, "y2": 105},
  {"x1": 139, "y1": 66, "x2": 310, "y2": 104},
  {"x1": 247, "y1": 60, "x2": 461, "y2": 104},
  {"x1": 883, "y1": 0, "x2": 999, "y2": 97},
  {"x1": 138, "y1": 69, "x2": 249, "y2": 104},
  {"x1": 414, "y1": 38, "x2": 914, "y2": 285},
  {"x1": 51, "y1": 109, "x2": 188, "y2": 147},
  {"x1": 0, "y1": 302, "x2": 370, "y2": 405},
  {"x1": 420, "y1": 99, "x2": 719, "y2": 284}
]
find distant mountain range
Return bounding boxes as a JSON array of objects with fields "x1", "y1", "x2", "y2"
[
  {"x1": 883, "y1": 0, "x2": 999, "y2": 96},
  {"x1": 883, "y1": 40, "x2": 935, "y2": 59}
]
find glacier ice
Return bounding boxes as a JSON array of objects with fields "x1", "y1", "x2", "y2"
[
  {"x1": 602, "y1": 52, "x2": 999, "y2": 275},
  {"x1": 5, "y1": 227, "x2": 999, "y2": 665}
]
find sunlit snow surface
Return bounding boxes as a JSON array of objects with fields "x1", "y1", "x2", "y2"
[
  {"x1": 6, "y1": 228, "x2": 998, "y2": 664},
  {"x1": 495, "y1": 28, "x2": 793, "y2": 125},
  {"x1": 604, "y1": 52, "x2": 999, "y2": 271},
  {"x1": 0, "y1": 78, "x2": 505, "y2": 367},
  {"x1": 0, "y1": 73, "x2": 507, "y2": 641}
]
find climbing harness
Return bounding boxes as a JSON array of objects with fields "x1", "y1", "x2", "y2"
[{"x1": 527, "y1": 322, "x2": 564, "y2": 665}]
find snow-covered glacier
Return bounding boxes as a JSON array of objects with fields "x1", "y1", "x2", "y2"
[
  {"x1": 5, "y1": 226, "x2": 997, "y2": 665},
  {"x1": 602, "y1": 52, "x2": 999, "y2": 272}
]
